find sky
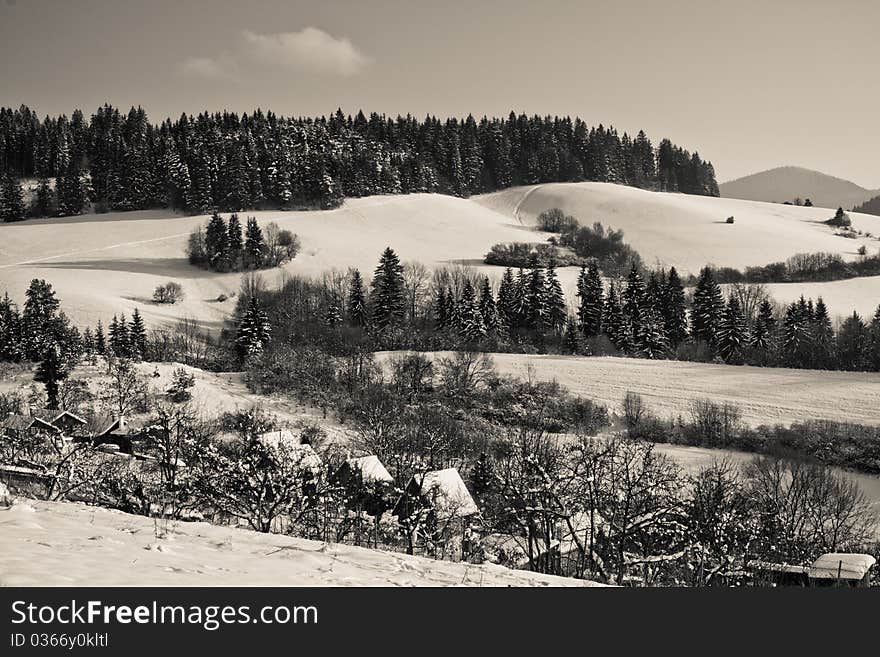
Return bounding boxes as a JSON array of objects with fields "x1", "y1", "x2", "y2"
[{"x1": 1, "y1": 0, "x2": 878, "y2": 187}]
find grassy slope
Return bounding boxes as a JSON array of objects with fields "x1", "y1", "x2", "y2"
[{"x1": 0, "y1": 499, "x2": 597, "y2": 586}]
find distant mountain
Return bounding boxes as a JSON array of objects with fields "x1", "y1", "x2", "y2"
[
  {"x1": 719, "y1": 166, "x2": 879, "y2": 210},
  {"x1": 853, "y1": 194, "x2": 880, "y2": 217}
]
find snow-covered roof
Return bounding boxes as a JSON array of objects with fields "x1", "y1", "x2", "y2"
[
  {"x1": 347, "y1": 455, "x2": 393, "y2": 484},
  {"x1": 256, "y1": 431, "x2": 322, "y2": 473},
  {"x1": 414, "y1": 468, "x2": 479, "y2": 518},
  {"x1": 808, "y1": 553, "x2": 876, "y2": 581}
]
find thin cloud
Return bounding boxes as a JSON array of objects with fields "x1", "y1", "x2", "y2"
[{"x1": 179, "y1": 27, "x2": 370, "y2": 79}]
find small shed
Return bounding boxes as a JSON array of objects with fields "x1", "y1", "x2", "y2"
[
  {"x1": 808, "y1": 553, "x2": 876, "y2": 587},
  {"x1": 394, "y1": 468, "x2": 480, "y2": 521}
]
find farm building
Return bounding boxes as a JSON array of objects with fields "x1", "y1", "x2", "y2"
[
  {"x1": 83, "y1": 415, "x2": 149, "y2": 453},
  {"x1": 393, "y1": 468, "x2": 480, "y2": 521}
]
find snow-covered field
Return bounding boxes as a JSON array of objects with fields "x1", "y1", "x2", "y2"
[
  {"x1": 378, "y1": 351, "x2": 880, "y2": 428},
  {"x1": 0, "y1": 499, "x2": 598, "y2": 587},
  {"x1": 476, "y1": 182, "x2": 880, "y2": 273},
  {"x1": 3, "y1": 184, "x2": 880, "y2": 330}
]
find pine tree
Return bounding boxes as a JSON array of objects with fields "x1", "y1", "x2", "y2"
[
  {"x1": 751, "y1": 300, "x2": 776, "y2": 353},
  {"x1": 22, "y1": 278, "x2": 63, "y2": 360},
  {"x1": 244, "y1": 217, "x2": 266, "y2": 269},
  {"x1": 347, "y1": 269, "x2": 368, "y2": 327},
  {"x1": 236, "y1": 295, "x2": 271, "y2": 359},
  {"x1": 0, "y1": 175, "x2": 26, "y2": 222},
  {"x1": 663, "y1": 267, "x2": 688, "y2": 346},
  {"x1": 525, "y1": 264, "x2": 546, "y2": 333},
  {"x1": 109, "y1": 313, "x2": 131, "y2": 357},
  {"x1": 205, "y1": 213, "x2": 230, "y2": 271},
  {"x1": 563, "y1": 316, "x2": 583, "y2": 354},
  {"x1": 94, "y1": 319, "x2": 107, "y2": 355},
  {"x1": 457, "y1": 280, "x2": 484, "y2": 342},
  {"x1": 782, "y1": 298, "x2": 812, "y2": 368},
  {"x1": 496, "y1": 268, "x2": 518, "y2": 331},
  {"x1": 635, "y1": 307, "x2": 669, "y2": 359},
  {"x1": 837, "y1": 312, "x2": 868, "y2": 371},
  {"x1": 81, "y1": 326, "x2": 95, "y2": 354},
  {"x1": 0, "y1": 293, "x2": 23, "y2": 362},
  {"x1": 369, "y1": 247, "x2": 406, "y2": 330},
  {"x1": 470, "y1": 452, "x2": 495, "y2": 499},
  {"x1": 227, "y1": 213, "x2": 244, "y2": 270},
  {"x1": 717, "y1": 296, "x2": 748, "y2": 363},
  {"x1": 602, "y1": 281, "x2": 627, "y2": 351},
  {"x1": 129, "y1": 308, "x2": 148, "y2": 360},
  {"x1": 544, "y1": 261, "x2": 566, "y2": 334},
  {"x1": 811, "y1": 298, "x2": 834, "y2": 369},
  {"x1": 691, "y1": 267, "x2": 724, "y2": 348},
  {"x1": 869, "y1": 305, "x2": 880, "y2": 372},
  {"x1": 477, "y1": 277, "x2": 499, "y2": 335},
  {"x1": 31, "y1": 178, "x2": 55, "y2": 217},
  {"x1": 34, "y1": 343, "x2": 69, "y2": 410},
  {"x1": 56, "y1": 164, "x2": 88, "y2": 216},
  {"x1": 577, "y1": 263, "x2": 603, "y2": 337}
]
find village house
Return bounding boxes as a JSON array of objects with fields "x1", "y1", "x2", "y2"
[{"x1": 331, "y1": 454, "x2": 395, "y2": 516}]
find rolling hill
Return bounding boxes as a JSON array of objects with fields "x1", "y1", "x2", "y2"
[
  {"x1": 719, "y1": 166, "x2": 879, "y2": 210},
  {"x1": 3, "y1": 183, "x2": 880, "y2": 330}
]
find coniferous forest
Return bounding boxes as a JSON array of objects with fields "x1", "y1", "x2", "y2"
[{"x1": 0, "y1": 105, "x2": 719, "y2": 221}]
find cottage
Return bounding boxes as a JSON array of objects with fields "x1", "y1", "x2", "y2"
[
  {"x1": 393, "y1": 468, "x2": 480, "y2": 521},
  {"x1": 808, "y1": 553, "x2": 876, "y2": 587},
  {"x1": 331, "y1": 454, "x2": 395, "y2": 517},
  {"x1": 255, "y1": 430, "x2": 322, "y2": 473},
  {"x1": 83, "y1": 414, "x2": 146, "y2": 453},
  {"x1": 47, "y1": 410, "x2": 88, "y2": 436},
  {"x1": 1, "y1": 413, "x2": 60, "y2": 439}
]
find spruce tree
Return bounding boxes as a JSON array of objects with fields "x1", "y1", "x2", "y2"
[
  {"x1": 526, "y1": 264, "x2": 546, "y2": 333},
  {"x1": 837, "y1": 312, "x2": 868, "y2": 371},
  {"x1": 577, "y1": 262, "x2": 603, "y2": 337},
  {"x1": 457, "y1": 280, "x2": 484, "y2": 342},
  {"x1": 227, "y1": 213, "x2": 244, "y2": 270},
  {"x1": 691, "y1": 267, "x2": 724, "y2": 348},
  {"x1": 369, "y1": 247, "x2": 406, "y2": 330},
  {"x1": 496, "y1": 268, "x2": 518, "y2": 331},
  {"x1": 663, "y1": 267, "x2": 688, "y2": 346},
  {"x1": 236, "y1": 295, "x2": 271, "y2": 359},
  {"x1": 56, "y1": 164, "x2": 88, "y2": 216},
  {"x1": 244, "y1": 217, "x2": 266, "y2": 269},
  {"x1": 544, "y1": 261, "x2": 566, "y2": 334},
  {"x1": 477, "y1": 277, "x2": 499, "y2": 335},
  {"x1": 32, "y1": 178, "x2": 55, "y2": 217},
  {"x1": 636, "y1": 307, "x2": 669, "y2": 359},
  {"x1": 95, "y1": 319, "x2": 107, "y2": 355},
  {"x1": 129, "y1": 308, "x2": 148, "y2": 360},
  {"x1": 347, "y1": 269, "x2": 368, "y2": 327},
  {"x1": 782, "y1": 298, "x2": 812, "y2": 368},
  {"x1": 869, "y1": 305, "x2": 880, "y2": 372},
  {"x1": 22, "y1": 278, "x2": 63, "y2": 360},
  {"x1": 34, "y1": 343, "x2": 68, "y2": 410},
  {"x1": 751, "y1": 299, "x2": 776, "y2": 354},
  {"x1": 0, "y1": 293, "x2": 23, "y2": 362},
  {"x1": 563, "y1": 316, "x2": 583, "y2": 354},
  {"x1": 811, "y1": 298, "x2": 834, "y2": 369},
  {"x1": 205, "y1": 213, "x2": 230, "y2": 271},
  {"x1": 0, "y1": 175, "x2": 26, "y2": 222},
  {"x1": 602, "y1": 281, "x2": 627, "y2": 351},
  {"x1": 470, "y1": 452, "x2": 495, "y2": 499},
  {"x1": 717, "y1": 296, "x2": 748, "y2": 363}
]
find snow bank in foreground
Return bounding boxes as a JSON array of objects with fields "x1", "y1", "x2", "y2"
[{"x1": 0, "y1": 500, "x2": 602, "y2": 587}]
